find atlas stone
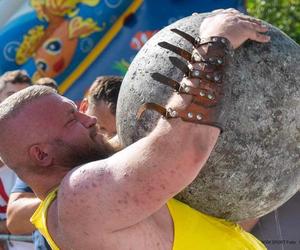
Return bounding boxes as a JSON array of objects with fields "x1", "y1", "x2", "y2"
[{"x1": 116, "y1": 13, "x2": 300, "y2": 221}]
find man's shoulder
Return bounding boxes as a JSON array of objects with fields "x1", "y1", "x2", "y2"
[
  {"x1": 56, "y1": 160, "x2": 109, "y2": 218},
  {"x1": 52, "y1": 162, "x2": 111, "y2": 247},
  {"x1": 59, "y1": 160, "x2": 108, "y2": 194}
]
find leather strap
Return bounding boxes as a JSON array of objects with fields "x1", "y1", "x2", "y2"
[
  {"x1": 137, "y1": 29, "x2": 233, "y2": 131},
  {"x1": 137, "y1": 101, "x2": 223, "y2": 131}
]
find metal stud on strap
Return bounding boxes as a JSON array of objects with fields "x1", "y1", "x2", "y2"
[{"x1": 138, "y1": 29, "x2": 233, "y2": 131}]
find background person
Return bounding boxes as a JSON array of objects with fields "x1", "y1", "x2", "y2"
[
  {"x1": 0, "y1": 70, "x2": 31, "y2": 101},
  {"x1": 7, "y1": 179, "x2": 50, "y2": 250},
  {"x1": 80, "y1": 76, "x2": 122, "y2": 139},
  {"x1": 35, "y1": 78, "x2": 59, "y2": 93},
  {"x1": 0, "y1": 70, "x2": 33, "y2": 250},
  {"x1": 80, "y1": 75, "x2": 122, "y2": 150}
]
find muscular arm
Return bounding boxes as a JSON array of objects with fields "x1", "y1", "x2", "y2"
[
  {"x1": 59, "y1": 10, "x2": 270, "y2": 238},
  {"x1": 7, "y1": 192, "x2": 40, "y2": 234},
  {"x1": 60, "y1": 93, "x2": 219, "y2": 231}
]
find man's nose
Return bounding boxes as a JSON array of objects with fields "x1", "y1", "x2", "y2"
[{"x1": 78, "y1": 112, "x2": 97, "y2": 128}]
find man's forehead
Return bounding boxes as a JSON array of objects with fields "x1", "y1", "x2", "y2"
[
  {"x1": 61, "y1": 95, "x2": 77, "y2": 108},
  {"x1": 14, "y1": 93, "x2": 60, "y2": 117},
  {"x1": 30, "y1": 93, "x2": 74, "y2": 107},
  {"x1": 12, "y1": 94, "x2": 72, "y2": 125}
]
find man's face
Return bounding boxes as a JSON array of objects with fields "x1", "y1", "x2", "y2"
[
  {"x1": 86, "y1": 100, "x2": 116, "y2": 139},
  {"x1": 0, "y1": 82, "x2": 29, "y2": 103},
  {"x1": 25, "y1": 94, "x2": 114, "y2": 169}
]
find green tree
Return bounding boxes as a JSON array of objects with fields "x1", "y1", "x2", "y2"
[{"x1": 247, "y1": 0, "x2": 300, "y2": 43}]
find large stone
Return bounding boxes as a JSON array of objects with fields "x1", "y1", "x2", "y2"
[{"x1": 116, "y1": 13, "x2": 300, "y2": 221}]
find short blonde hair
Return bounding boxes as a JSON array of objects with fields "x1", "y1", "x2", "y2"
[{"x1": 0, "y1": 85, "x2": 56, "y2": 121}]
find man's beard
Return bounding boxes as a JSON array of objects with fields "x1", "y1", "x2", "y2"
[{"x1": 50, "y1": 135, "x2": 115, "y2": 169}]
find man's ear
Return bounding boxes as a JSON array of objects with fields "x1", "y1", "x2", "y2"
[
  {"x1": 79, "y1": 98, "x2": 88, "y2": 113},
  {"x1": 29, "y1": 144, "x2": 52, "y2": 167}
]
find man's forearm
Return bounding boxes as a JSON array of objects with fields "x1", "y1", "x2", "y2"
[
  {"x1": 61, "y1": 10, "x2": 270, "y2": 233},
  {"x1": 0, "y1": 220, "x2": 9, "y2": 234},
  {"x1": 7, "y1": 193, "x2": 40, "y2": 234},
  {"x1": 96, "y1": 117, "x2": 220, "y2": 230}
]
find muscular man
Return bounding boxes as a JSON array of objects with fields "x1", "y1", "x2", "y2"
[{"x1": 0, "y1": 11, "x2": 269, "y2": 250}]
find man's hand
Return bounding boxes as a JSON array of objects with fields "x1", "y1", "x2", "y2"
[{"x1": 200, "y1": 9, "x2": 270, "y2": 49}]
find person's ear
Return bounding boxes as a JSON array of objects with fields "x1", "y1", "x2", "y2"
[
  {"x1": 79, "y1": 98, "x2": 89, "y2": 113},
  {"x1": 28, "y1": 144, "x2": 52, "y2": 167}
]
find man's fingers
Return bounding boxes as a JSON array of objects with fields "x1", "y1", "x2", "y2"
[
  {"x1": 224, "y1": 8, "x2": 241, "y2": 14},
  {"x1": 256, "y1": 32, "x2": 271, "y2": 42},
  {"x1": 251, "y1": 32, "x2": 271, "y2": 43},
  {"x1": 238, "y1": 16, "x2": 264, "y2": 25},
  {"x1": 240, "y1": 20, "x2": 269, "y2": 32},
  {"x1": 239, "y1": 20, "x2": 270, "y2": 43}
]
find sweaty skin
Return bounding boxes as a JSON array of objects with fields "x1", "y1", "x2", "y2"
[{"x1": 0, "y1": 10, "x2": 269, "y2": 250}]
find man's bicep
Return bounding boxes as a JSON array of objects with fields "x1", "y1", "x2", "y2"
[
  {"x1": 57, "y1": 162, "x2": 118, "y2": 240},
  {"x1": 59, "y1": 140, "x2": 173, "y2": 232}
]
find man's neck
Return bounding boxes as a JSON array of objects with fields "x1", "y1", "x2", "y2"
[{"x1": 24, "y1": 168, "x2": 69, "y2": 200}]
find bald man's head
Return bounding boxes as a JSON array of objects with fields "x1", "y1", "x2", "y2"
[
  {"x1": 0, "y1": 85, "x2": 114, "y2": 177},
  {"x1": 0, "y1": 86, "x2": 57, "y2": 170}
]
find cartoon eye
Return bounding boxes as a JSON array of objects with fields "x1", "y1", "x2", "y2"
[
  {"x1": 35, "y1": 60, "x2": 48, "y2": 72},
  {"x1": 44, "y1": 39, "x2": 62, "y2": 55}
]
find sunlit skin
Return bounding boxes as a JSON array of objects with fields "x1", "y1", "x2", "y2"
[
  {"x1": 0, "y1": 93, "x2": 113, "y2": 177},
  {"x1": 0, "y1": 10, "x2": 270, "y2": 249},
  {"x1": 16, "y1": 89, "x2": 219, "y2": 250},
  {"x1": 0, "y1": 83, "x2": 29, "y2": 103},
  {"x1": 26, "y1": 94, "x2": 113, "y2": 169}
]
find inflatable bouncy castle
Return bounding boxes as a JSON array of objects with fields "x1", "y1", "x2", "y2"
[{"x1": 0, "y1": 0, "x2": 245, "y2": 100}]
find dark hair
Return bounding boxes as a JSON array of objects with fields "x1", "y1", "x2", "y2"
[
  {"x1": 35, "y1": 77, "x2": 58, "y2": 92},
  {"x1": 87, "y1": 76, "x2": 122, "y2": 115}
]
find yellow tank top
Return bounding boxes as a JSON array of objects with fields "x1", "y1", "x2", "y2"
[
  {"x1": 30, "y1": 188, "x2": 59, "y2": 250},
  {"x1": 167, "y1": 199, "x2": 266, "y2": 250},
  {"x1": 31, "y1": 190, "x2": 266, "y2": 250}
]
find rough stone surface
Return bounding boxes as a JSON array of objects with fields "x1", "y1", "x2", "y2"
[{"x1": 116, "y1": 13, "x2": 300, "y2": 221}]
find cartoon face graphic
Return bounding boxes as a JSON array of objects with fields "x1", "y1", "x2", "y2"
[
  {"x1": 34, "y1": 21, "x2": 78, "y2": 78},
  {"x1": 15, "y1": 0, "x2": 102, "y2": 81}
]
